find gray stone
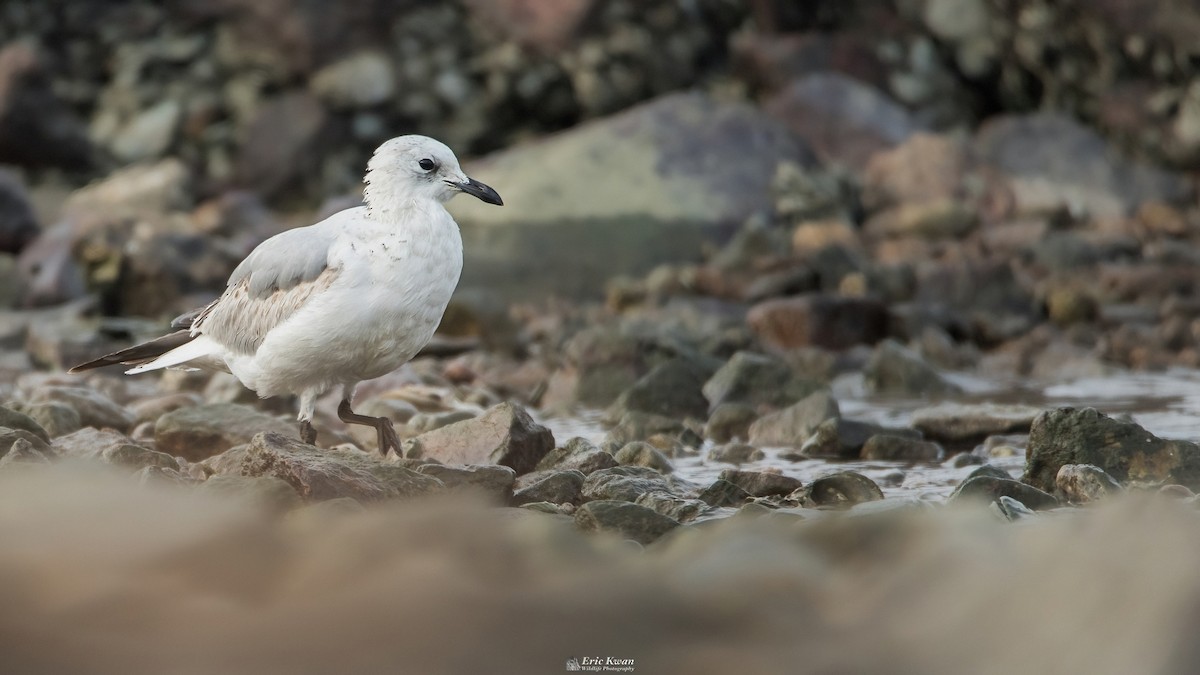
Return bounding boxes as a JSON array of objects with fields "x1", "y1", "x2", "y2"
[
  {"x1": 18, "y1": 401, "x2": 80, "y2": 438},
  {"x1": 612, "y1": 441, "x2": 673, "y2": 473},
  {"x1": 573, "y1": 500, "x2": 680, "y2": 545},
  {"x1": 607, "y1": 356, "x2": 717, "y2": 421},
  {"x1": 707, "y1": 442, "x2": 764, "y2": 465},
  {"x1": 403, "y1": 402, "x2": 553, "y2": 475},
  {"x1": 242, "y1": 432, "x2": 443, "y2": 502},
  {"x1": 802, "y1": 418, "x2": 921, "y2": 459},
  {"x1": 604, "y1": 411, "x2": 689, "y2": 445},
  {"x1": 415, "y1": 463, "x2": 516, "y2": 502},
  {"x1": 949, "y1": 476, "x2": 1058, "y2": 511},
  {"x1": 29, "y1": 386, "x2": 134, "y2": 432},
  {"x1": 197, "y1": 475, "x2": 301, "y2": 514},
  {"x1": 860, "y1": 434, "x2": 944, "y2": 461},
  {"x1": 0, "y1": 437, "x2": 50, "y2": 465},
  {"x1": 582, "y1": 466, "x2": 672, "y2": 502},
  {"x1": 407, "y1": 410, "x2": 478, "y2": 434},
  {"x1": 535, "y1": 437, "x2": 618, "y2": 475},
  {"x1": 101, "y1": 444, "x2": 180, "y2": 472},
  {"x1": 0, "y1": 405, "x2": 48, "y2": 442},
  {"x1": 1056, "y1": 464, "x2": 1124, "y2": 505},
  {"x1": 110, "y1": 100, "x2": 180, "y2": 162},
  {"x1": 993, "y1": 495, "x2": 1037, "y2": 521},
  {"x1": 156, "y1": 403, "x2": 297, "y2": 462},
  {"x1": 634, "y1": 491, "x2": 710, "y2": 523},
  {"x1": 1025, "y1": 407, "x2": 1200, "y2": 492},
  {"x1": 202, "y1": 444, "x2": 250, "y2": 476},
  {"x1": 50, "y1": 427, "x2": 129, "y2": 460},
  {"x1": 747, "y1": 390, "x2": 840, "y2": 447},
  {"x1": 863, "y1": 340, "x2": 963, "y2": 396},
  {"x1": 718, "y1": 469, "x2": 803, "y2": 498},
  {"x1": 512, "y1": 470, "x2": 585, "y2": 506},
  {"x1": 310, "y1": 50, "x2": 396, "y2": 108},
  {"x1": 702, "y1": 351, "x2": 823, "y2": 412},
  {"x1": 703, "y1": 403, "x2": 758, "y2": 443},
  {"x1": 697, "y1": 479, "x2": 752, "y2": 507},
  {"x1": 911, "y1": 403, "x2": 1042, "y2": 445},
  {"x1": 802, "y1": 471, "x2": 885, "y2": 509}
]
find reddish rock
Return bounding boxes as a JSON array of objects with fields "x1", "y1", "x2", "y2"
[{"x1": 748, "y1": 294, "x2": 889, "y2": 350}]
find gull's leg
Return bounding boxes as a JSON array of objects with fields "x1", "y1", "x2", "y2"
[
  {"x1": 337, "y1": 384, "x2": 400, "y2": 456},
  {"x1": 297, "y1": 390, "x2": 319, "y2": 446}
]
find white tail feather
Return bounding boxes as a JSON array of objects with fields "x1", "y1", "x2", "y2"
[{"x1": 126, "y1": 335, "x2": 222, "y2": 374}]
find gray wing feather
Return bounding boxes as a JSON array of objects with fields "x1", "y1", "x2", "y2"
[{"x1": 228, "y1": 226, "x2": 338, "y2": 299}]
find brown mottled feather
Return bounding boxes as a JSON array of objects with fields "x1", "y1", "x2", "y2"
[{"x1": 194, "y1": 267, "x2": 340, "y2": 356}]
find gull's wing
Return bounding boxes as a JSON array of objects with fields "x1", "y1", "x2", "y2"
[{"x1": 192, "y1": 213, "x2": 353, "y2": 356}]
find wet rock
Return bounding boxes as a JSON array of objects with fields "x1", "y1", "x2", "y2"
[
  {"x1": 707, "y1": 442, "x2": 764, "y2": 465},
  {"x1": 974, "y1": 112, "x2": 1190, "y2": 217},
  {"x1": 197, "y1": 475, "x2": 301, "y2": 514},
  {"x1": 535, "y1": 437, "x2": 617, "y2": 475},
  {"x1": 802, "y1": 417, "x2": 920, "y2": 459},
  {"x1": 101, "y1": 444, "x2": 179, "y2": 472},
  {"x1": 634, "y1": 491, "x2": 710, "y2": 523},
  {"x1": 604, "y1": 411, "x2": 689, "y2": 445},
  {"x1": 718, "y1": 469, "x2": 802, "y2": 498},
  {"x1": 802, "y1": 471, "x2": 884, "y2": 509},
  {"x1": 0, "y1": 169, "x2": 38, "y2": 253},
  {"x1": 1056, "y1": 464, "x2": 1124, "y2": 505},
  {"x1": 863, "y1": 339, "x2": 963, "y2": 397},
  {"x1": 30, "y1": 386, "x2": 134, "y2": 432},
  {"x1": 763, "y1": 72, "x2": 922, "y2": 169},
  {"x1": 573, "y1": 500, "x2": 680, "y2": 545},
  {"x1": 403, "y1": 402, "x2": 554, "y2": 475},
  {"x1": 18, "y1": 401, "x2": 82, "y2": 438},
  {"x1": 965, "y1": 464, "x2": 1013, "y2": 482},
  {"x1": 0, "y1": 437, "x2": 51, "y2": 466},
  {"x1": 581, "y1": 466, "x2": 671, "y2": 502},
  {"x1": 697, "y1": 478, "x2": 753, "y2": 507},
  {"x1": 911, "y1": 403, "x2": 1042, "y2": 446},
  {"x1": 450, "y1": 92, "x2": 817, "y2": 299},
  {"x1": 310, "y1": 50, "x2": 396, "y2": 108},
  {"x1": 414, "y1": 464, "x2": 516, "y2": 502},
  {"x1": 512, "y1": 470, "x2": 585, "y2": 506},
  {"x1": 949, "y1": 476, "x2": 1058, "y2": 511},
  {"x1": 702, "y1": 351, "x2": 823, "y2": 412},
  {"x1": 0, "y1": 405, "x2": 49, "y2": 442},
  {"x1": 747, "y1": 390, "x2": 840, "y2": 447},
  {"x1": 613, "y1": 441, "x2": 673, "y2": 473},
  {"x1": 607, "y1": 356, "x2": 717, "y2": 421},
  {"x1": 1025, "y1": 407, "x2": 1200, "y2": 492},
  {"x1": 156, "y1": 403, "x2": 297, "y2": 462},
  {"x1": 748, "y1": 294, "x2": 889, "y2": 351},
  {"x1": 860, "y1": 434, "x2": 944, "y2": 461},
  {"x1": 0, "y1": 44, "x2": 94, "y2": 170},
  {"x1": 703, "y1": 403, "x2": 758, "y2": 443},
  {"x1": 242, "y1": 432, "x2": 443, "y2": 502},
  {"x1": 233, "y1": 91, "x2": 329, "y2": 197}
]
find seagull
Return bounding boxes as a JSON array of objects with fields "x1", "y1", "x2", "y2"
[{"x1": 70, "y1": 135, "x2": 503, "y2": 455}]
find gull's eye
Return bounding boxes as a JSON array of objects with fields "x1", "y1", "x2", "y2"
[{"x1": 418, "y1": 158, "x2": 437, "y2": 171}]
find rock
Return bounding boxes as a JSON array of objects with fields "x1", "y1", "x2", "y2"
[
  {"x1": 803, "y1": 471, "x2": 885, "y2": 509},
  {"x1": 535, "y1": 437, "x2": 617, "y2": 474},
  {"x1": 974, "y1": 112, "x2": 1190, "y2": 217},
  {"x1": 802, "y1": 418, "x2": 920, "y2": 459},
  {"x1": 310, "y1": 51, "x2": 396, "y2": 108},
  {"x1": 763, "y1": 73, "x2": 922, "y2": 169},
  {"x1": 110, "y1": 100, "x2": 181, "y2": 163},
  {"x1": 607, "y1": 356, "x2": 717, "y2": 421},
  {"x1": 604, "y1": 411, "x2": 689, "y2": 445},
  {"x1": 156, "y1": 403, "x2": 297, "y2": 462},
  {"x1": 634, "y1": 492, "x2": 710, "y2": 523},
  {"x1": 403, "y1": 402, "x2": 553, "y2": 475},
  {"x1": 197, "y1": 475, "x2": 301, "y2": 514},
  {"x1": 993, "y1": 495, "x2": 1036, "y2": 521},
  {"x1": 697, "y1": 479, "x2": 752, "y2": 507},
  {"x1": 0, "y1": 405, "x2": 49, "y2": 442},
  {"x1": 202, "y1": 444, "x2": 250, "y2": 476},
  {"x1": 449, "y1": 92, "x2": 817, "y2": 299},
  {"x1": 1044, "y1": 286, "x2": 1098, "y2": 326},
  {"x1": 50, "y1": 427, "x2": 131, "y2": 460},
  {"x1": 861, "y1": 133, "x2": 969, "y2": 211},
  {"x1": 863, "y1": 340, "x2": 963, "y2": 396},
  {"x1": 29, "y1": 386, "x2": 134, "y2": 432},
  {"x1": 718, "y1": 469, "x2": 802, "y2": 498},
  {"x1": 512, "y1": 470, "x2": 585, "y2": 506},
  {"x1": 747, "y1": 294, "x2": 889, "y2": 351},
  {"x1": 862, "y1": 199, "x2": 977, "y2": 239},
  {"x1": 581, "y1": 466, "x2": 672, "y2": 502},
  {"x1": 407, "y1": 410, "x2": 478, "y2": 434},
  {"x1": 949, "y1": 476, "x2": 1058, "y2": 511},
  {"x1": 242, "y1": 432, "x2": 443, "y2": 502},
  {"x1": 703, "y1": 403, "x2": 758, "y2": 443},
  {"x1": 18, "y1": 401, "x2": 82, "y2": 438},
  {"x1": 0, "y1": 44, "x2": 93, "y2": 170},
  {"x1": 1056, "y1": 464, "x2": 1124, "y2": 505},
  {"x1": 860, "y1": 434, "x2": 944, "y2": 461},
  {"x1": 747, "y1": 390, "x2": 840, "y2": 447},
  {"x1": 707, "y1": 442, "x2": 764, "y2": 464},
  {"x1": 573, "y1": 500, "x2": 680, "y2": 545},
  {"x1": 702, "y1": 351, "x2": 823, "y2": 412},
  {"x1": 612, "y1": 441, "x2": 673, "y2": 473},
  {"x1": 0, "y1": 437, "x2": 51, "y2": 465},
  {"x1": 1025, "y1": 407, "x2": 1200, "y2": 492},
  {"x1": 965, "y1": 464, "x2": 1013, "y2": 482},
  {"x1": 233, "y1": 91, "x2": 329, "y2": 197},
  {"x1": 101, "y1": 444, "x2": 179, "y2": 472},
  {"x1": 415, "y1": 464, "x2": 516, "y2": 502},
  {"x1": 128, "y1": 393, "x2": 203, "y2": 426},
  {"x1": 911, "y1": 403, "x2": 1042, "y2": 446},
  {"x1": 0, "y1": 169, "x2": 38, "y2": 253},
  {"x1": 462, "y1": 0, "x2": 594, "y2": 54}
]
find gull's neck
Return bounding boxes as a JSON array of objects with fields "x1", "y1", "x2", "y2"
[{"x1": 362, "y1": 169, "x2": 443, "y2": 222}]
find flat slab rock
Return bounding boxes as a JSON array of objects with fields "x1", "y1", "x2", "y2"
[
  {"x1": 403, "y1": 402, "x2": 553, "y2": 475},
  {"x1": 911, "y1": 403, "x2": 1043, "y2": 445}
]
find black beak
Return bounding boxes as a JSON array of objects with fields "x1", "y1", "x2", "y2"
[{"x1": 455, "y1": 177, "x2": 503, "y2": 206}]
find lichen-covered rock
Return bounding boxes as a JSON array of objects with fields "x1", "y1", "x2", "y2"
[{"x1": 403, "y1": 402, "x2": 553, "y2": 475}]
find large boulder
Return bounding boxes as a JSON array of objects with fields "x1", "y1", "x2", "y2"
[
  {"x1": 403, "y1": 402, "x2": 553, "y2": 475},
  {"x1": 1025, "y1": 407, "x2": 1200, "y2": 492},
  {"x1": 450, "y1": 92, "x2": 817, "y2": 299}
]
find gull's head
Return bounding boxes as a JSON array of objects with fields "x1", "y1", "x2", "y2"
[{"x1": 364, "y1": 135, "x2": 503, "y2": 207}]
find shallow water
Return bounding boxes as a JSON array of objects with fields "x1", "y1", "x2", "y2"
[{"x1": 541, "y1": 369, "x2": 1200, "y2": 500}]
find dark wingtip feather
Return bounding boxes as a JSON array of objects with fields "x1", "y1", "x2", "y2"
[{"x1": 67, "y1": 330, "x2": 196, "y2": 374}]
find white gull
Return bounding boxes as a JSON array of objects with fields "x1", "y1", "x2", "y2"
[{"x1": 71, "y1": 135, "x2": 503, "y2": 454}]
